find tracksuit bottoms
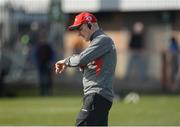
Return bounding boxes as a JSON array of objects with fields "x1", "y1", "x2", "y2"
[{"x1": 75, "y1": 93, "x2": 112, "y2": 126}]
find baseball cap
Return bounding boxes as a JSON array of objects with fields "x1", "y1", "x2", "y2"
[{"x1": 68, "y1": 12, "x2": 97, "y2": 31}]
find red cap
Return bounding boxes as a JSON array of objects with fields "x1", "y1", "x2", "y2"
[{"x1": 68, "y1": 12, "x2": 97, "y2": 31}]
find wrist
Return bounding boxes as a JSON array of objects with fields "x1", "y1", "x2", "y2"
[{"x1": 64, "y1": 57, "x2": 70, "y2": 66}]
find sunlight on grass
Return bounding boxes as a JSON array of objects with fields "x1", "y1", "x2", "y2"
[{"x1": 0, "y1": 95, "x2": 180, "y2": 125}]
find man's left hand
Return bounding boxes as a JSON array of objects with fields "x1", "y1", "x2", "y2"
[{"x1": 55, "y1": 59, "x2": 67, "y2": 74}]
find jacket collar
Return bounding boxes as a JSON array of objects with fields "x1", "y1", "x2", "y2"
[{"x1": 90, "y1": 29, "x2": 104, "y2": 41}]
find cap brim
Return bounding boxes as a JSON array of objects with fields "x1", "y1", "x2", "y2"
[{"x1": 68, "y1": 24, "x2": 81, "y2": 31}]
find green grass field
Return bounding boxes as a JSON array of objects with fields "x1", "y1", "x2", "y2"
[{"x1": 0, "y1": 95, "x2": 180, "y2": 126}]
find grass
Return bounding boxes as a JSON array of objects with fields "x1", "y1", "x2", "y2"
[{"x1": 0, "y1": 95, "x2": 180, "y2": 126}]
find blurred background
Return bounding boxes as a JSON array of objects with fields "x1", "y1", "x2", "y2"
[
  {"x1": 0, "y1": 0, "x2": 180, "y2": 126},
  {"x1": 0, "y1": 0, "x2": 179, "y2": 97}
]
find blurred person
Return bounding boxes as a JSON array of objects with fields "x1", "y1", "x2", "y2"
[
  {"x1": 125, "y1": 22, "x2": 146, "y2": 80},
  {"x1": 0, "y1": 69, "x2": 6, "y2": 97},
  {"x1": 55, "y1": 12, "x2": 117, "y2": 126},
  {"x1": 0, "y1": 48, "x2": 12, "y2": 97},
  {"x1": 168, "y1": 36, "x2": 179, "y2": 91},
  {"x1": 32, "y1": 34, "x2": 56, "y2": 96}
]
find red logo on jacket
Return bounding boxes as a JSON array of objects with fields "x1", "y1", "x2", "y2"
[{"x1": 94, "y1": 58, "x2": 102, "y2": 76}]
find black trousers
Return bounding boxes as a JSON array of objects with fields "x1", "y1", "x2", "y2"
[{"x1": 76, "y1": 93, "x2": 112, "y2": 126}]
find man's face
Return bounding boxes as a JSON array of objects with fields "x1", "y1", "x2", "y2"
[{"x1": 77, "y1": 24, "x2": 91, "y2": 41}]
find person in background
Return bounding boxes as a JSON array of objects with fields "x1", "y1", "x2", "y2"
[
  {"x1": 125, "y1": 22, "x2": 146, "y2": 80},
  {"x1": 33, "y1": 33, "x2": 56, "y2": 96},
  {"x1": 168, "y1": 36, "x2": 179, "y2": 91},
  {"x1": 0, "y1": 51, "x2": 11, "y2": 97}
]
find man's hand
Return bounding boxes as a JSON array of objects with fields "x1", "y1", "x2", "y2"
[{"x1": 55, "y1": 59, "x2": 67, "y2": 74}]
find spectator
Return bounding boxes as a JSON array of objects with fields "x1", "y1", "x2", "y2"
[
  {"x1": 0, "y1": 49, "x2": 12, "y2": 97},
  {"x1": 32, "y1": 35, "x2": 56, "y2": 96},
  {"x1": 125, "y1": 22, "x2": 146, "y2": 80},
  {"x1": 168, "y1": 36, "x2": 179, "y2": 91}
]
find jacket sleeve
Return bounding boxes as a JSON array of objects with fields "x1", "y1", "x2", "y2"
[{"x1": 64, "y1": 37, "x2": 113, "y2": 67}]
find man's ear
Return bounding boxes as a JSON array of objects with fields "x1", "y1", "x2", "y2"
[{"x1": 87, "y1": 23, "x2": 92, "y2": 29}]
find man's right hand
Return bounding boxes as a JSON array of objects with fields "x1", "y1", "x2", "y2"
[{"x1": 55, "y1": 59, "x2": 67, "y2": 74}]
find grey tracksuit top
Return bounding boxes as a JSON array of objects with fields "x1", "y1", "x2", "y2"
[{"x1": 65, "y1": 29, "x2": 117, "y2": 102}]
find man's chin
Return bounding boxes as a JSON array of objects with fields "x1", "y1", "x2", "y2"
[
  {"x1": 85, "y1": 38, "x2": 90, "y2": 42},
  {"x1": 80, "y1": 36, "x2": 89, "y2": 42}
]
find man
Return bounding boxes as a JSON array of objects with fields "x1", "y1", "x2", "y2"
[
  {"x1": 33, "y1": 33, "x2": 55, "y2": 96},
  {"x1": 126, "y1": 22, "x2": 146, "y2": 80},
  {"x1": 168, "y1": 36, "x2": 179, "y2": 91},
  {"x1": 55, "y1": 12, "x2": 117, "y2": 126}
]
